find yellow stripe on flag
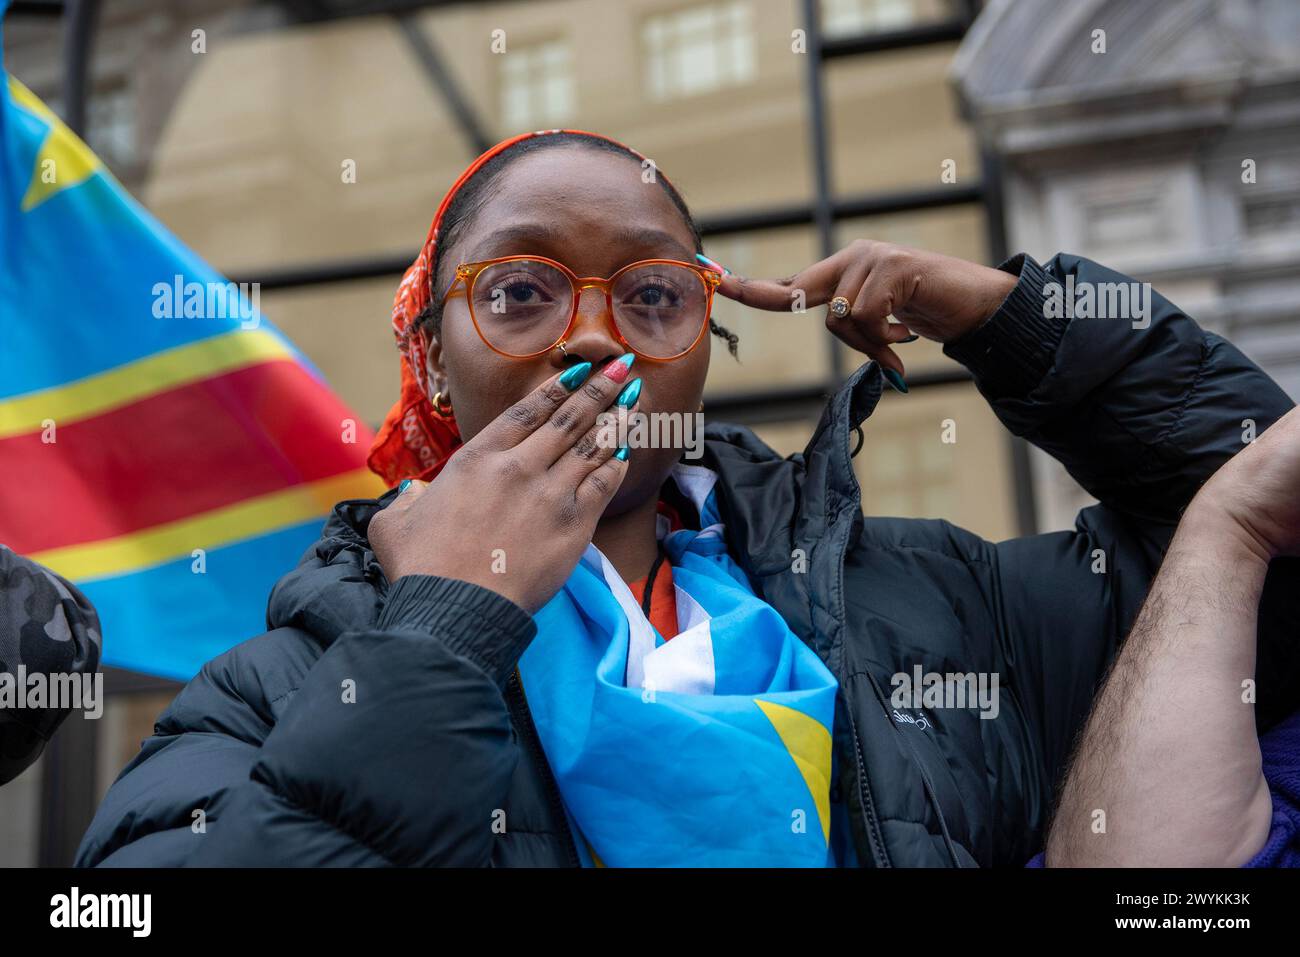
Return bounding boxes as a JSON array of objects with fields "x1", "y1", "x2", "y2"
[
  {"x1": 754, "y1": 698, "x2": 833, "y2": 845},
  {"x1": 0, "y1": 329, "x2": 295, "y2": 439},
  {"x1": 8, "y1": 75, "x2": 103, "y2": 211},
  {"x1": 29, "y1": 467, "x2": 387, "y2": 581}
]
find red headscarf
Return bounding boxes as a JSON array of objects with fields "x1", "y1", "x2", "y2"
[{"x1": 366, "y1": 128, "x2": 662, "y2": 487}]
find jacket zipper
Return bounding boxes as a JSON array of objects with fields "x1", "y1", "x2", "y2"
[
  {"x1": 859, "y1": 667, "x2": 964, "y2": 867},
  {"x1": 845, "y1": 703, "x2": 890, "y2": 867},
  {"x1": 505, "y1": 668, "x2": 581, "y2": 867},
  {"x1": 828, "y1": 498, "x2": 962, "y2": 867}
]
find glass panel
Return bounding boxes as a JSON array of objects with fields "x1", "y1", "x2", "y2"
[
  {"x1": 137, "y1": 14, "x2": 475, "y2": 277},
  {"x1": 826, "y1": 43, "x2": 980, "y2": 195},
  {"x1": 701, "y1": 226, "x2": 830, "y2": 396},
  {"x1": 0, "y1": 1, "x2": 828, "y2": 274},
  {"x1": 853, "y1": 381, "x2": 1017, "y2": 541}
]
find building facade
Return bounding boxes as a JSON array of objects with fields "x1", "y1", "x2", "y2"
[{"x1": 953, "y1": 0, "x2": 1300, "y2": 529}]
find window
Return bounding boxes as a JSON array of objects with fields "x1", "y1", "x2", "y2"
[
  {"x1": 499, "y1": 39, "x2": 575, "y2": 130},
  {"x1": 643, "y1": 2, "x2": 757, "y2": 101},
  {"x1": 822, "y1": 0, "x2": 954, "y2": 37}
]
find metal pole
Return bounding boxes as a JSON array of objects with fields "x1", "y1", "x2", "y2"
[
  {"x1": 393, "y1": 12, "x2": 494, "y2": 155},
  {"x1": 800, "y1": 0, "x2": 844, "y2": 385},
  {"x1": 61, "y1": 0, "x2": 100, "y2": 137},
  {"x1": 980, "y1": 147, "x2": 1038, "y2": 536},
  {"x1": 37, "y1": 0, "x2": 103, "y2": 870}
]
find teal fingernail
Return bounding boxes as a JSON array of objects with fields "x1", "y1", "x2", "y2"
[
  {"x1": 900, "y1": 334, "x2": 920, "y2": 343},
  {"x1": 883, "y1": 369, "x2": 909, "y2": 394},
  {"x1": 558, "y1": 361, "x2": 593, "y2": 391},
  {"x1": 398, "y1": 479, "x2": 412, "y2": 494},
  {"x1": 616, "y1": 377, "x2": 642, "y2": 408},
  {"x1": 695, "y1": 253, "x2": 727, "y2": 275},
  {"x1": 614, "y1": 445, "x2": 630, "y2": 462}
]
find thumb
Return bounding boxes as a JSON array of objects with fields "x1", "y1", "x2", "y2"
[{"x1": 391, "y1": 477, "x2": 430, "y2": 508}]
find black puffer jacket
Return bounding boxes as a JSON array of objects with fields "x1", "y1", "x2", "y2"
[{"x1": 76, "y1": 254, "x2": 1300, "y2": 867}]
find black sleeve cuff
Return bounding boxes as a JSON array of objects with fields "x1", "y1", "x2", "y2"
[
  {"x1": 942, "y1": 253, "x2": 1065, "y2": 400},
  {"x1": 377, "y1": 575, "x2": 537, "y2": 687}
]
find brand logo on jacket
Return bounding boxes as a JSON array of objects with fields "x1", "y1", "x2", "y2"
[{"x1": 892, "y1": 709, "x2": 931, "y2": 731}]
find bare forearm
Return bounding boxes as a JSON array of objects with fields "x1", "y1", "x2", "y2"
[{"x1": 1046, "y1": 505, "x2": 1274, "y2": 867}]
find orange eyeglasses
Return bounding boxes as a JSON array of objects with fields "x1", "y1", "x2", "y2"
[{"x1": 440, "y1": 254, "x2": 721, "y2": 361}]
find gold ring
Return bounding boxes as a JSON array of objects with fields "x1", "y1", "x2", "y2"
[
  {"x1": 829, "y1": 296, "x2": 851, "y2": 319},
  {"x1": 556, "y1": 340, "x2": 569, "y2": 359}
]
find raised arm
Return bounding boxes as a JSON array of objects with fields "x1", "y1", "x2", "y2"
[
  {"x1": 719, "y1": 242, "x2": 1300, "y2": 864},
  {"x1": 1045, "y1": 405, "x2": 1300, "y2": 866}
]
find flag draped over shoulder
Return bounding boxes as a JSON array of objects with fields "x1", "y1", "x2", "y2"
[{"x1": 0, "y1": 19, "x2": 385, "y2": 679}]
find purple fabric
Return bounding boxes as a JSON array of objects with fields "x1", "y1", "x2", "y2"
[
  {"x1": 1243, "y1": 708, "x2": 1300, "y2": 867},
  {"x1": 1024, "y1": 708, "x2": 1300, "y2": 868}
]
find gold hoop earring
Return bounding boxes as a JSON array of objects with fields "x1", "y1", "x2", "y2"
[{"x1": 432, "y1": 390, "x2": 453, "y2": 418}]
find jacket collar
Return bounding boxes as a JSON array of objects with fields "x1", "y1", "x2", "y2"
[{"x1": 701, "y1": 361, "x2": 885, "y2": 659}]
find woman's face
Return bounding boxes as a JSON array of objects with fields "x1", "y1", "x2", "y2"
[{"x1": 424, "y1": 146, "x2": 711, "y2": 516}]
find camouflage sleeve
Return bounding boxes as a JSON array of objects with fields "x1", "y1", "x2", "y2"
[{"x1": 0, "y1": 545, "x2": 102, "y2": 784}]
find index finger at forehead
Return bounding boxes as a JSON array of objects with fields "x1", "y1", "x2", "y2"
[{"x1": 720, "y1": 259, "x2": 842, "y2": 312}]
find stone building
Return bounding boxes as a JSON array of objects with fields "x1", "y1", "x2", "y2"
[{"x1": 953, "y1": 0, "x2": 1300, "y2": 528}]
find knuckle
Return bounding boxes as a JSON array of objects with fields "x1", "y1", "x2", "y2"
[
  {"x1": 586, "y1": 471, "x2": 612, "y2": 498},
  {"x1": 571, "y1": 431, "x2": 600, "y2": 460},
  {"x1": 551, "y1": 405, "x2": 581, "y2": 435},
  {"x1": 580, "y1": 380, "x2": 607, "y2": 402},
  {"x1": 492, "y1": 455, "x2": 526, "y2": 482},
  {"x1": 451, "y1": 445, "x2": 481, "y2": 470},
  {"x1": 504, "y1": 400, "x2": 543, "y2": 431},
  {"x1": 539, "y1": 381, "x2": 568, "y2": 406},
  {"x1": 883, "y1": 246, "x2": 908, "y2": 269},
  {"x1": 554, "y1": 497, "x2": 582, "y2": 531}
]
